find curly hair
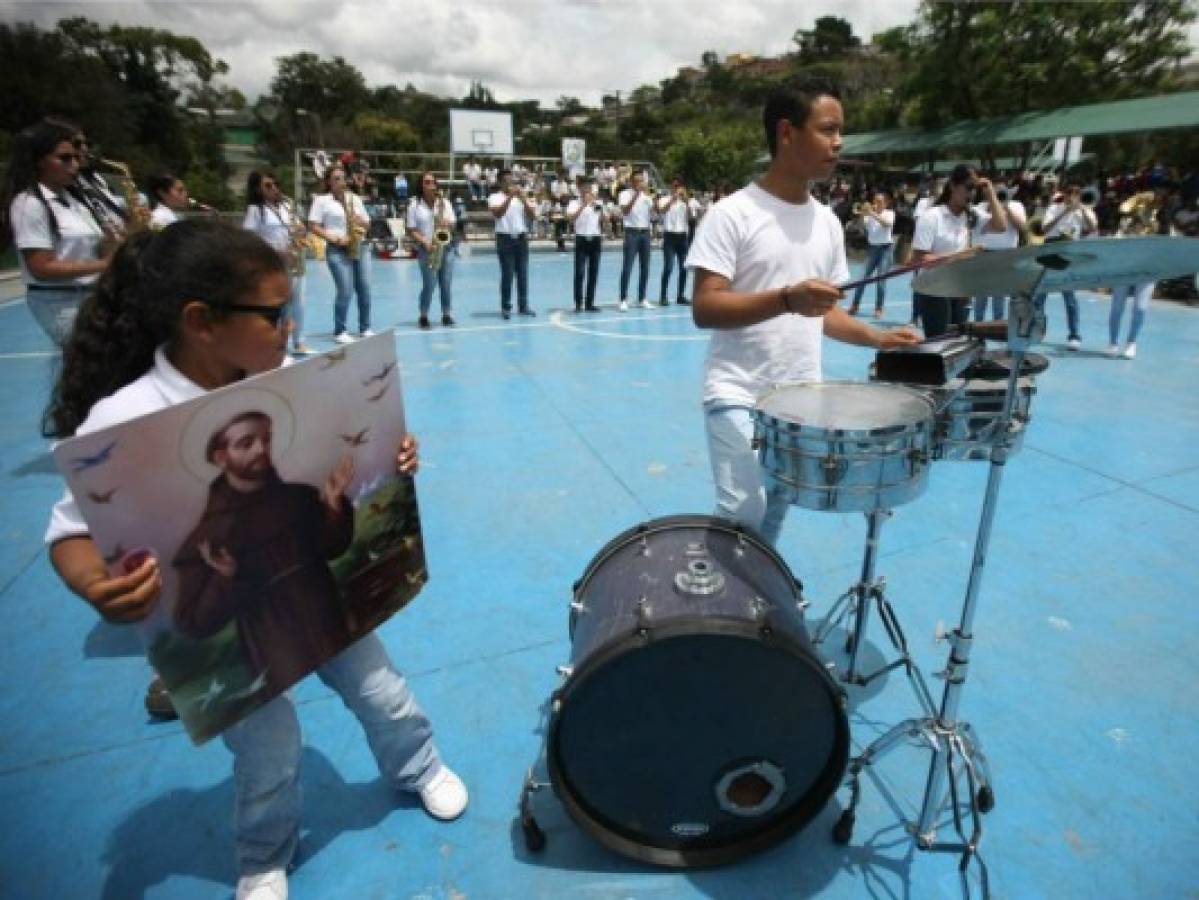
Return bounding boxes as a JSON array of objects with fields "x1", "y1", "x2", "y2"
[
  {"x1": 0, "y1": 118, "x2": 82, "y2": 251},
  {"x1": 43, "y1": 219, "x2": 287, "y2": 439}
]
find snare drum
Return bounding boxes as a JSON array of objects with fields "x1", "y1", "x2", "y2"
[
  {"x1": 549, "y1": 516, "x2": 848, "y2": 867},
  {"x1": 753, "y1": 381, "x2": 935, "y2": 512}
]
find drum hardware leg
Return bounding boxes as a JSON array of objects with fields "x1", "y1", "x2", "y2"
[{"x1": 519, "y1": 768, "x2": 549, "y2": 853}]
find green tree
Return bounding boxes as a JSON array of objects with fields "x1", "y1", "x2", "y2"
[
  {"x1": 793, "y1": 16, "x2": 861, "y2": 63},
  {"x1": 351, "y1": 112, "x2": 421, "y2": 151},
  {"x1": 270, "y1": 52, "x2": 370, "y2": 125},
  {"x1": 661, "y1": 121, "x2": 761, "y2": 190}
]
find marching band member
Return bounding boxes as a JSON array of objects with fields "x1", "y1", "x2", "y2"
[
  {"x1": 0, "y1": 118, "x2": 115, "y2": 345},
  {"x1": 617, "y1": 171, "x2": 654, "y2": 310},
  {"x1": 1108, "y1": 281, "x2": 1155, "y2": 359},
  {"x1": 244, "y1": 170, "x2": 310, "y2": 354},
  {"x1": 657, "y1": 178, "x2": 692, "y2": 305},
  {"x1": 566, "y1": 179, "x2": 604, "y2": 312},
  {"x1": 687, "y1": 80, "x2": 920, "y2": 545},
  {"x1": 971, "y1": 183, "x2": 1026, "y2": 321},
  {"x1": 848, "y1": 191, "x2": 895, "y2": 318},
  {"x1": 487, "y1": 170, "x2": 536, "y2": 319},
  {"x1": 308, "y1": 165, "x2": 373, "y2": 343},
  {"x1": 406, "y1": 171, "x2": 457, "y2": 328},
  {"x1": 146, "y1": 173, "x2": 191, "y2": 230},
  {"x1": 1038, "y1": 184, "x2": 1096, "y2": 349}
]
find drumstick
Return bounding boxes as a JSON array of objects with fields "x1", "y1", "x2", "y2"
[{"x1": 837, "y1": 249, "x2": 975, "y2": 294}]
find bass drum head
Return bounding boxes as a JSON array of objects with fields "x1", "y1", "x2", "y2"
[{"x1": 548, "y1": 620, "x2": 848, "y2": 868}]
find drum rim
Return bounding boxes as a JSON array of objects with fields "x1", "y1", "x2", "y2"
[
  {"x1": 754, "y1": 380, "x2": 935, "y2": 439},
  {"x1": 547, "y1": 617, "x2": 849, "y2": 868}
]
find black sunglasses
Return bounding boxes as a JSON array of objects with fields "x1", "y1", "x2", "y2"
[{"x1": 212, "y1": 302, "x2": 288, "y2": 327}]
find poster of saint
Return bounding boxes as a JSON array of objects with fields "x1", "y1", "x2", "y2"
[{"x1": 53, "y1": 333, "x2": 427, "y2": 744}]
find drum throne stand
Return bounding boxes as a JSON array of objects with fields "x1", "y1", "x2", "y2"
[{"x1": 831, "y1": 286, "x2": 1047, "y2": 899}]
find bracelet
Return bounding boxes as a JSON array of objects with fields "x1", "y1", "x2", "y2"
[{"x1": 780, "y1": 287, "x2": 793, "y2": 313}]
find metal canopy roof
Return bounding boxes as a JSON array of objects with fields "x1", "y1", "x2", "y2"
[{"x1": 842, "y1": 91, "x2": 1199, "y2": 156}]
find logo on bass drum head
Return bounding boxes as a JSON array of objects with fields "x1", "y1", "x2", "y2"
[{"x1": 670, "y1": 822, "x2": 710, "y2": 838}]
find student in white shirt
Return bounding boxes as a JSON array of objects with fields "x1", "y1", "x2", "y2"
[
  {"x1": 971, "y1": 185, "x2": 1026, "y2": 320},
  {"x1": 567, "y1": 179, "x2": 605, "y2": 311},
  {"x1": 617, "y1": 172, "x2": 654, "y2": 310},
  {"x1": 406, "y1": 171, "x2": 457, "y2": 328},
  {"x1": 687, "y1": 79, "x2": 920, "y2": 545},
  {"x1": 244, "y1": 170, "x2": 309, "y2": 354},
  {"x1": 910, "y1": 165, "x2": 1007, "y2": 337},
  {"x1": 1037, "y1": 184, "x2": 1096, "y2": 349},
  {"x1": 1, "y1": 119, "x2": 116, "y2": 345},
  {"x1": 147, "y1": 173, "x2": 191, "y2": 231},
  {"x1": 488, "y1": 170, "x2": 537, "y2": 319},
  {"x1": 848, "y1": 191, "x2": 896, "y2": 318},
  {"x1": 657, "y1": 178, "x2": 693, "y2": 305},
  {"x1": 308, "y1": 165, "x2": 374, "y2": 343}
]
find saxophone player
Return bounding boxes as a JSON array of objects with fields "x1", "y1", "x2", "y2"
[
  {"x1": 308, "y1": 165, "x2": 373, "y2": 344},
  {"x1": 244, "y1": 170, "x2": 310, "y2": 354},
  {"x1": 406, "y1": 171, "x2": 457, "y2": 328}
]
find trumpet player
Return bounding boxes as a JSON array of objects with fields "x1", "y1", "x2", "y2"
[
  {"x1": 1038, "y1": 183, "x2": 1096, "y2": 350},
  {"x1": 618, "y1": 171, "x2": 654, "y2": 310},
  {"x1": 566, "y1": 178, "x2": 604, "y2": 312},
  {"x1": 657, "y1": 178, "x2": 692, "y2": 305},
  {"x1": 309, "y1": 165, "x2": 373, "y2": 343},
  {"x1": 244, "y1": 170, "x2": 310, "y2": 354},
  {"x1": 847, "y1": 191, "x2": 895, "y2": 318},
  {"x1": 406, "y1": 171, "x2": 457, "y2": 328},
  {"x1": 488, "y1": 169, "x2": 537, "y2": 319}
]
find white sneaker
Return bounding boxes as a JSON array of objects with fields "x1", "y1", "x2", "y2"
[
  {"x1": 1121, "y1": 342, "x2": 1137, "y2": 359},
  {"x1": 1066, "y1": 338, "x2": 1081, "y2": 351},
  {"x1": 639, "y1": 300, "x2": 653, "y2": 309},
  {"x1": 618, "y1": 301, "x2": 628, "y2": 312},
  {"x1": 1107, "y1": 343, "x2": 1120, "y2": 357},
  {"x1": 236, "y1": 869, "x2": 287, "y2": 900},
  {"x1": 417, "y1": 766, "x2": 468, "y2": 821},
  {"x1": 333, "y1": 332, "x2": 354, "y2": 345},
  {"x1": 359, "y1": 329, "x2": 375, "y2": 338}
]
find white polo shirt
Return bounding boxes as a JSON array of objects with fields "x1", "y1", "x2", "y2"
[
  {"x1": 912, "y1": 205, "x2": 971, "y2": 255},
  {"x1": 149, "y1": 205, "x2": 179, "y2": 231},
  {"x1": 619, "y1": 189, "x2": 653, "y2": 229},
  {"x1": 10, "y1": 185, "x2": 104, "y2": 287},
  {"x1": 488, "y1": 191, "x2": 530, "y2": 235},
  {"x1": 567, "y1": 198, "x2": 603, "y2": 237},
  {"x1": 406, "y1": 197, "x2": 455, "y2": 240},
  {"x1": 243, "y1": 201, "x2": 293, "y2": 254},
  {"x1": 1043, "y1": 202, "x2": 1095, "y2": 240},
  {"x1": 659, "y1": 195, "x2": 690, "y2": 234},
  {"x1": 863, "y1": 209, "x2": 896, "y2": 245},
  {"x1": 308, "y1": 192, "x2": 367, "y2": 241}
]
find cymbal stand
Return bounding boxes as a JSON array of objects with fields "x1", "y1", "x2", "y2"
[
  {"x1": 812, "y1": 509, "x2": 937, "y2": 719},
  {"x1": 831, "y1": 281, "x2": 1048, "y2": 900}
]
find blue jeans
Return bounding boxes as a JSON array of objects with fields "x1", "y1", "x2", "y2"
[
  {"x1": 1035, "y1": 290, "x2": 1080, "y2": 341},
  {"x1": 705, "y1": 405, "x2": 789, "y2": 546},
  {"x1": 221, "y1": 632, "x2": 441, "y2": 876},
  {"x1": 660, "y1": 232, "x2": 689, "y2": 301},
  {"x1": 619, "y1": 228, "x2": 651, "y2": 300},
  {"x1": 326, "y1": 246, "x2": 372, "y2": 334},
  {"x1": 973, "y1": 295, "x2": 1007, "y2": 320},
  {"x1": 1109, "y1": 282, "x2": 1153, "y2": 345},
  {"x1": 26, "y1": 285, "x2": 88, "y2": 346},
  {"x1": 416, "y1": 244, "x2": 455, "y2": 316},
  {"x1": 285, "y1": 274, "x2": 306, "y2": 346},
  {"x1": 851, "y1": 243, "x2": 894, "y2": 309},
  {"x1": 496, "y1": 233, "x2": 529, "y2": 312}
]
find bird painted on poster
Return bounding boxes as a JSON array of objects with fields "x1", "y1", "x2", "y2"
[
  {"x1": 366, "y1": 382, "x2": 391, "y2": 402},
  {"x1": 340, "y1": 428, "x2": 370, "y2": 447},
  {"x1": 71, "y1": 440, "x2": 118, "y2": 471},
  {"x1": 362, "y1": 362, "x2": 396, "y2": 386},
  {"x1": 319, "y1": 348, "x2": 349, "y2": 370},
  {"x1": 87, "y1": 488, "x2": 118, "y2": 504}
]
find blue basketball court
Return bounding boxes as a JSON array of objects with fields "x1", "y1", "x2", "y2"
[{"x1": 1, "y1": 245, "x2": 1196, "y2": 899}]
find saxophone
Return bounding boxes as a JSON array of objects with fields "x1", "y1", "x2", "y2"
[
  {"x1": 340, "y1": 187, "x2": 365, "y2": 260},
  {"x1": 97, "y1": 158, "x2": 151, "y2": 233},
  {"x1": 429, "y1": 194, "x2": 452, "y2": 272},
  {"x1": 1118, "y1": 191, "x2": 1157, "y2": 236},
  {"x1": 282, "y1": 196, "x2": 308, "y2": 277}
]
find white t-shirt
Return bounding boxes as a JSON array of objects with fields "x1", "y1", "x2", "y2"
[
  {"x1": 659, "y1": 195, "x2": 690, "y2": 233},
  {"x1": 149, "y1": 205, "x2": 179, "y2": 231},
  {"x1": 619, "y1": 189, "x2": 653, "y2": 229},
  {"x1": 1043, "y1": 202, "x2": 1095, "y2": 240},
  {"x1": 10, "y1": 185, "x2": 104, "y2": 287},
  {"x1": 405, "y1": 197, "x2": 456, "y2": 241},
  {"x1": 863, "y1": 209, "x2": 896, "y2": 245},
  {"x1": 912, "y1": 205, "x2": 971, "y2": 255},
  {"x1": 973, "y1": 200, "x2": 1025, "y2": 250},
  {"x1": 488, "y1": 191, "x2": 530, "y2": 235},
  {"x1": 464, "y1": 162, "x2": 481, "y2": 183},
  {"x1": 243, "y1": 201, "x2": 293, "y2": 254},
  {"x1": 308, "y1": 192, "x2": 367, "y2": 240},
  {"x1": 686, "y1": 181, "x2": 849, "y2": 408},
  {"x1": 567, "y1": 198, "x2": 603, "y2": 237},
  {"x1": 914, "y1": 196, "x2": 934, "y2": 219}
]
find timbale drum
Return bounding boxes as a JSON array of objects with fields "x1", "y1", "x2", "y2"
[
  {"x1": 934, "y1": 351, "x2": 1048, "y2": 461},
  {"x1": 547, "y1": 515, "x2": 848, "y2": 868}
]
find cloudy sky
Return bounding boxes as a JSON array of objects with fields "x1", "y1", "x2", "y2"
[{"x1": 2, "y1": 0, "x2": 931, "y2": 106}]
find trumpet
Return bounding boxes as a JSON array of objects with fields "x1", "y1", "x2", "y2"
[
  {"x1": 854, "y1": 201, "x2": 874, "y2": 216},
  {"x1": 429, "y1": 193, "x2": 453, "y2": 273},
  {"x1": 1118, "y1": 191, "x2": 1157, "y2": 236}
]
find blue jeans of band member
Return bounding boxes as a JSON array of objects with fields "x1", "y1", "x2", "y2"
[
  {"x1": 973, "y1": 295, "x2": 1007, "y2": 320},
  {"x1": 851, "y1": 243, "x2": 894, "y2": 309},
  {"x1": 1109, "y1": 282, "x2": 1153, "y2": 345},
  {"x1": 25, "y1": 284, "x2": 89, "y2": 346},
  {"x1": 284, "y1": 274, "x2": 306, "y2": 346},
  {"x1": 660, "y1": 231, "x2": 689, "y2": 301},
  {"x1": 1034, "y1": 290, "x2": 1080, "y2": 341},
  {"x1": 619, "y1": 228, "x2": 651, "y2": 300},
  {"x1": 496, "y1": 233, "x2": 530, "y2": 312},
  {"x1": 325, "y1": 245, "x2": 372, "y2": 334},
  {"x1": 221, "y1": 632, "x2": 442, "y2": 876},
  {"x1": 705, "y1": 404, "x2": 789, "y2": 547},
  {"x1": 416, "y1": 244, "x2": 455, "y2": 316},
  {"x1": 574, "y1": 236, "x2": 602, "y2": 306}
]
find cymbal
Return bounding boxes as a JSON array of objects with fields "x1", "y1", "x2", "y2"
[{"x1": 912, "y1": 237, "x2": 1199, "y2": 298}]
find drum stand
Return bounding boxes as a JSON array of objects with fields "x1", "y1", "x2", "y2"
[
  {"x1": 812, "y1": 509, "x2": 937, "y2": 719},
  {"x1": 832, "y1": 287, "x2": 1047, "y2": 900}
]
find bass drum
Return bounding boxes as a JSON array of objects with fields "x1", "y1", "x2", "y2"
[{"x1": 548, "y1": 515, "x2": 848, "y2": 868}]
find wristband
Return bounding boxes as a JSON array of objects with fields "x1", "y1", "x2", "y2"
[{"x1": 780, "y1": 287, "x2": 793, "y2": 313}]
